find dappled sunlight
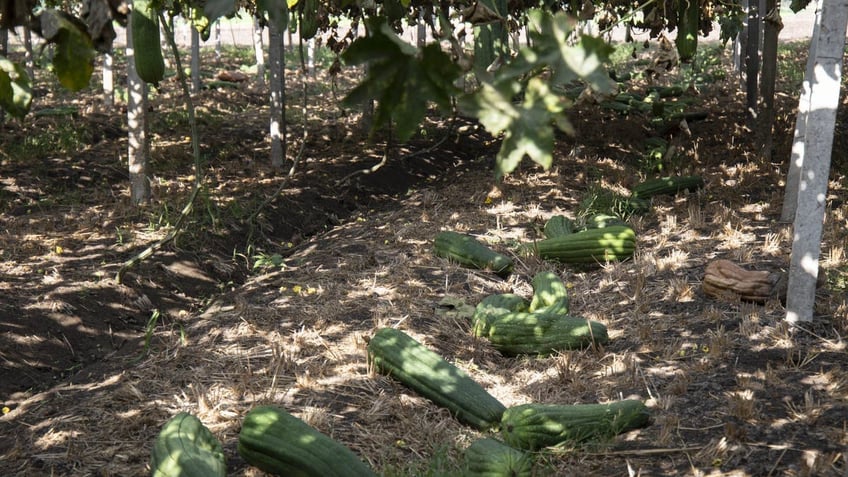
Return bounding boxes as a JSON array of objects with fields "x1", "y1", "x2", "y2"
[{"x1": 4, "y1": 22, "x2": 848, "y2": 477}]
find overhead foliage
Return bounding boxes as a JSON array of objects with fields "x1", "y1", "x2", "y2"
[
  {"x1": 341, "y1": 17, "x2": 461, "y2": 142},
  {"x1": 39, "y1": 9, "x2": 97, "y2": 91},
  {"x1": 0, "y1": 0, "x2": 744, "y2": 176},
  {"x1": 0, "y1": 57, "x2": 32, "y2": 119},
  {"x1": 462, "y1": 9, "x2": 615, "y2": 178}
]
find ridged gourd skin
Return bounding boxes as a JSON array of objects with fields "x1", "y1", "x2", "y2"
[
  {"x1": 237, "y1": 405, "x2": 377, "y2": 477},
  {"x1": 483, "y1": 312, "x2": 609, "y2": 356},
  {"x1": 150, "y1": 412, "x2": 226, "y2": 477},
  {"x1": 527, "y1": 271, "x2": 569, "y2": 315},
  {"x1": 472, "y1": 293, "x2": 529, "y2": 337},
  {"x1": 528, "y1": 225, "x2": 636, "y2": 264},
  {"x1": 472, "y1": 271, "x2": 590, "y2": 355},
  {"x1": 543, "y1": 215, "x2": 575, "y2": 238},
  {"x1": 675, "y1": 0, "x2": 699, "y2": 62},
  {"x1": 581, "y1": 192, "x2": 651, "y2": 216},
  {"x1": 367, "y1": 327, "x2": 507, "y2": 430},
  {"x1": 299, "y1": 0, "x2": 320, "y2": 39},
  {"x1": 464, "y1": 437, "x2": 534, "y2": 477},
  {"x1": 434, "y1": 231, "x2": 513, "y2": 277},
  {"x1": 581, "y1": 213, "x2": 629, "y2": 231},
  {"x1": 501, "y1": 400, "x2": 651, "y2": 450},
  {"x1": 131, "y1": 0, "x2": 165, "y2": 86},
  {"x1": 631, "y1": 175, "x2": 705, "y2": 199}
]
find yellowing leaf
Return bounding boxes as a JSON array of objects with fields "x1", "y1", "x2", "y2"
[{"x1": 292, "y1": 285, "x2": 302, "y2": 294}]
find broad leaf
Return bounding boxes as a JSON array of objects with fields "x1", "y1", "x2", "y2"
[
  {"x1": 341, "y1": 18, "x2": 460, "y2": 142},
  {"x1": 464, "y1": 77, "x2": 571, "y2": 179},
  {"x1": 40, "y1": 9, "x2": 96, "y2": 91},
  {"x1": 53, "y1": 30, "x2": 96, "y2": 91},
  {"x1": 465, "y1": 9, "x2": 615, "y2": 177},
  {"x1": 0, "y1": 57, "x2": 33, "y2": 119},
  {"x1": 504, "y1": 10, "x2": 615, "y2": 92}
]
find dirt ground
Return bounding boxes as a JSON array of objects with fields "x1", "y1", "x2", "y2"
[{"x1": 1, "y1": 37, "x2": 848, "y2": 476}]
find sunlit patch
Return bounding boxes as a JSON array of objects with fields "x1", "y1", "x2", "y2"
[
  {"x1": 726, "y1": 389, "x2": 758, "y2": 421},
  {"x1": 655, "y1": 248, "x2": 690, "y2": 272},
  {"x1": 784, "y1": 389, "x2": 823, "y2": 424}
]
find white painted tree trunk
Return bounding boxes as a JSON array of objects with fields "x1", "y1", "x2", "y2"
[
  {"x1": 307, "y1": 38, "x2": 315, "y2": 76},
  {"x1": 782, "y1": 0, "x2": 823, "y2": 222},
  {"x1": 103, "y1": 49, "x2": 114, "y2": 107},
  {"x1": 785, "y1": 0, "x2": 848, "y2": 323},
  {"x1": 253, "y1": 17, "x2": 266, "y2": 87},
  {"x1": 127, "y1": 2, "x2": 151, "y2": 205},
  {"x1": 268, "y1": 23, "x2": 285, "y2": 169},
  {"x1": 214, "y1": 21, "x2": 222, "y2": 62},
  {"x1": 23, "y1": 23, "x2": 34, "y2": 80}
]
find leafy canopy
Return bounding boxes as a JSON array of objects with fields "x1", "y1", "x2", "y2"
[
  {"x1": 463, "y1": 10, "x2": 615, "y2": 178},
  {"x1": 341, "y1": 17, "x2": 461, "y2": 142}
]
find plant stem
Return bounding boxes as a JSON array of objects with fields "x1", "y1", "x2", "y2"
[{"x1": 115, "y1": 14, "x2": 204, "y2": 284}]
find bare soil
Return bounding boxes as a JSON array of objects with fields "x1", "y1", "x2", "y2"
[{"x1": 1, "y1": 42, "x2": 848, "y2": 477}]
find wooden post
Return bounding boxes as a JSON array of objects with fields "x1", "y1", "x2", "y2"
[
  {"x1": 785, "y1": 0, "x2": 848, "y2": 323},
  {"x1": 781, "y1": 0, "x2": 822, "y2": 222}
]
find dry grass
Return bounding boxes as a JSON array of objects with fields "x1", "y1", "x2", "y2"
[{"x1": 3, "y1": 47, "x2": 848, "y2": 477}]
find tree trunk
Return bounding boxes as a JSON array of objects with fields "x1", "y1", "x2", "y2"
[
  {"x1": 253, "y1": 16, "x2": 266, "y2": 87},
  {"x1": 785, "y1": 0, "x2": 848, "y2": 323},
  {"x1": 103, "y1": 48, "x2": 114, "y2": 107},
  {"x1": 307, "y1": 38, "x2": 315, "y2": 76},
  {"x1": 745, "y1": 1, "x2": 760, "y2": 118},
  {"x1": 0, "y1": 28, "x2": 7, "y2": 124},
  {"x1": 357, "y1": 20, "x2": 373, "y2": 134},
  {"x1": 782, "y1": 0, "x2": 822, "y2": 222},
  {"x1": 23, "y1": 23, "x2": 34, "y2": 80},
  {"x1": 268, "y1": 22, "x2": 286, "y2": 169},
  {"x1": 127, "y1": 3, "x2": 151, "y2": 205},
  {"x1": 214, "y1": 21, "x2": 222, "y2": 63},
  {"x1": 417, "y1": 11, "x2": 426, "y2": 48},
  {"x1": 758, "y1": 1, "x2": 782, "y2": 160},
  {"x1": 191, "y1": 27, "x2": 201, "y2": 93},
  {"x1": 734, "y1": 0, "x2": 749, "y2": 88}
]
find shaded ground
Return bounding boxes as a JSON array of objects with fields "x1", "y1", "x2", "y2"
[{"x1": 1, "y1": 39, "x2": 848, "y2": 476}]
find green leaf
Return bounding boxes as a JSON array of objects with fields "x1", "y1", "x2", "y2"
[
  {"x1": 53, "y1": 29, "x2": 96, "y2": 91},
  {"x1": 39, "y1": 10, "x2": 96, "y2": 91},
  {"x1": 0, "y1": 57, "x2": 33, "y2": 119},
  {"x1": 462, "y1": 9, "x2": 615, "y2": 178},
  {"x1": 341, "y1": 17, "x2": 460, "y2": 142},
  {"x1": 464, "y1": 77, "x2": 571, "y2": 179},
  {"x1": 505, "y1": 10, "x2": 615, "y2": 92},
  {"x1": 497, "y1": 78, "x2": 569, "y2": 177}
]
